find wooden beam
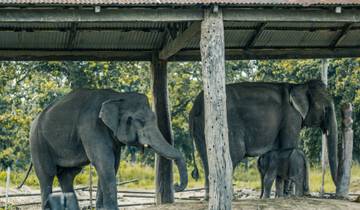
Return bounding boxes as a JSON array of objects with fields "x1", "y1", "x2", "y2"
[
  {"x1": 2, "y1": 8, "x2": 359, "y2": 24},
  {"x1": 223, "y1": 8, "x2": 360, "y2": 22},
  {"x1": 66, "y1": 23, "x2": 78, "y2": 49},
  {"x1": 0, "y1": 50, "x2": 153, "y2": 61},
  {"x1": 200, "y1": 8, "x2": 233, "y2": 210},
  {"x1": 244, "y1": 22, "x2": 266, "y2": 49},
  {"x1": 0, "y1": 8, "x2": 203, "y2": 22},
  {"x1": 1, "y1": 47, "x2": 360, "y2": 61},
  {"x1": 330, "y1": 23, "x2": 353, "y2": 48},
  {"x1": 159, "y1": 22, "x2": 201, "y2": 60},
  {"x1": 151, "y1": 52, "x2": 174, "y2": 204},
  {"x1": 170, "y1": 47, "x2": 360, "y2": 61}
]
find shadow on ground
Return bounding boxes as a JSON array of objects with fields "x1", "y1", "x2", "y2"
[{"x1": 143, "y1": 198, "x2": 360, "y2": 210}]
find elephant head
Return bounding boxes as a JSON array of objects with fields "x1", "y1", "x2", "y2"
[
  {"x1": 99, "y1": 93, "x2": 188, "y2": 192},
  {"x1": 289, "y1": 80, "x2": 338, "y2": 185}
]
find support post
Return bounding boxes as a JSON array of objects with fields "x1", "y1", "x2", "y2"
[
  {"x1": 151, "y1": 52, "x2": 174, "y2": 204},
  {"x1": 5, "y1": 167, "x2": 10, "y2": 210},
  {"x1": 336, "y1": 103, "x2": 353, "y2": 197},
  {"x1": 320, "y1": 59, "x2": 328, "y2": 195},
  {"x1": 200, "y1": 7, "x2": 233, "y2": 210}
]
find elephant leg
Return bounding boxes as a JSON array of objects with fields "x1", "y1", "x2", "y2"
[
  {"x1": 204, "y1": 166, "x2": 209, "y2": 200},
  {"x1": 33, "y1": 163, "x2": 55, "y2": 210},
  {"x1": 194, "y1": 134, "x2": 209, "y2": 200},
  {"x1": 96, "y1": 179, "x2": 104, "y2": 209},
  {"x1": 263, "y1": 172, "x2": 276, "y2": 198},
  {"x1": 284, "y1": 180, "x2": 294, "y2": 196},
  {"x1": 39, "y1": 174, "x2": 55, "y2": 210},
  {"x1": 95, "y1": 148, "x2": 120, "y2": 210},
  {"x1": 93, "y1": 152, "x2": 118, "y2": 210},
  {"x1": 275, "y1": 177, "x2": 284, "y2": 198},
  {"x1": 294, "y1": 179, "x2": 304, "y2": 196},
  {"x1": 57, "y1": 167, "x2": 82, "y2": 192}
]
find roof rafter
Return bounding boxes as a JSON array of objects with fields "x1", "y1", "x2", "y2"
[
  {"x1": 66, "y1": 23, "x2": 78, "y2": 49},
  {"x1": 159, "y1": 22, "x2": 201, "y2": 60},
  {"x1": 244, "y1": 22, "x2": 266, "y2": 49},
  {"x1": 330, "y1": 23, "x2": 354, "y2": 48}
]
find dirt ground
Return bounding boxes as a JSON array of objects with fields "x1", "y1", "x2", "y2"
[
  {"x1": 1, "y1": 187, "x2": 360, "y2": 210},
  {"x1": 143, "y1": 198, "x2": 360, "y2": 210}
]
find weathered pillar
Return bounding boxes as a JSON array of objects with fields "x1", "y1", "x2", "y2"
[
  {"x1": 151, "y1": 52, "x2": 174, "y2": 204},
  {"x1": 200, "y1": 7, "x2": 233, "y2": 210},
  {"x1": 320, "y1": 59, "x2": 328, "y2": 195},
  {"x1": 336, "y1": 103, "x2": 353, "y2": 197}
]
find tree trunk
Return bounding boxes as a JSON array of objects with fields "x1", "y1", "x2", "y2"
[
  {"x1": 151, "y1": 52, "x2": 174, "y2": 204},
  {"x1": 336, "y1": 103, "x2": 353, "y2": 197},
  {"x1": 200, "y1": 7, "x2": 233, "y2": 210}
]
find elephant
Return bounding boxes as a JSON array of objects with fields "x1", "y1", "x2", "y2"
[
  {"x1": 189, "y1": 80, "x2": 337, "y2": 199},
  {"x1": 45, "y1": 192, "x2": 80, "y2": 210},
  {"x1": 25, "y1": 89, "x2": 188, "y2": 210},
  {"x1": 257, "y1": 149, "x2": 310, "y2": 198}
]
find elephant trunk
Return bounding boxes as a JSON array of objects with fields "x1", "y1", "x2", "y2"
[
  {"x1": 325, "y1": 102, "x2": 338, "y2": 185},
  {"x1": 140, "y1": 126, "x2": 188, "y2": 192}
]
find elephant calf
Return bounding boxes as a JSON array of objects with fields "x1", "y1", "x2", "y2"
[{"x1": 257, "y1": 149, "x2": 309, "y2": 198}]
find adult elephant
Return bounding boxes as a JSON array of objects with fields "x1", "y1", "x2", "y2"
[
  {"x1": 26, "y1": 89, "x2": 188, "y2": 210},
  {"x1": 190, "y1": 80, "x2": 337, "y2": 198}
]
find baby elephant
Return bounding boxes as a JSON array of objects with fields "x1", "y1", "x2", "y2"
[{"x1": 257, "y1": 149, "x2": 309, "y2": 198}]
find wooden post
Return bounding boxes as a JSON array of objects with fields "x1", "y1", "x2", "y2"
[
  {"x1": 200, "y1": 7, "x2": 233, "y2": 210},
  {"x1": 320, "y1": 59, "x2": 328, "y2": 195},
  {"x1": 336, "y1": 103, "x2": 353, "y2": 197},
  {"x1": 151, "y1": 52, "x2": 174, "y2": 204},
  {"x1": 5, "y1": 167, "x2": 10, "y2": 210}
]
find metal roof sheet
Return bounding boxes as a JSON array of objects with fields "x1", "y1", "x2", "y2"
[{"x1": 1, "y1": 0, "x2": 360, "y2": 6}]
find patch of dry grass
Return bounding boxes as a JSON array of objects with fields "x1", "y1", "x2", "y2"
[{"x1": 1, "y1": 161, "x2": 360, "y2": 194}]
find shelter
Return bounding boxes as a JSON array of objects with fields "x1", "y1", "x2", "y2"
[{"x1": 1, "y1": 0, "x2": 359, "y2": 209}]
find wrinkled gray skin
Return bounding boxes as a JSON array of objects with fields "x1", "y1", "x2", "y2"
[
  {"x1": 30, "y1": 89, "x2": 188, "y2": 210},
  {"x1": 257, "y1": 149, "x2": 310, "y2": 198},
  {"x1": 190, "y1": 80, "x2": 338, "y2": 198}
]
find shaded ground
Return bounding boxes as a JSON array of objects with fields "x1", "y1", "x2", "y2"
[{"x1": 144, "y1": 198, "x2": 360, "y2": 210}]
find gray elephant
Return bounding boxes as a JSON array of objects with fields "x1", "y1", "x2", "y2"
[
  {"x1": 23, "y1": 89, "x2": 188, "y2": 210},
  {"x1": 257, "y1": 149, "x2": 309, "y2": 198},
  {"x1": 190, "y1": 80, "x2": 337, "y2": 198}
]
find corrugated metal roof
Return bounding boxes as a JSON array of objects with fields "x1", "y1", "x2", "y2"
[
  {"x1": 2, "y1": 23, "x2": 358, "y2": 50},
  {"x1": 1, "y1": 0, "x2": 360, "y2": 6}
]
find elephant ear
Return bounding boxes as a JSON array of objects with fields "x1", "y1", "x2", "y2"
[
  {"x1": 99, "y1": 99, "x2": 124, "y2": 136},
  {"x1": 289, "y1": 85, "x2": 309, "y2": 120}
]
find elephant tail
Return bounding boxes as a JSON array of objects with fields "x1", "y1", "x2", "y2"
[{"x1": 17, "y1": 163, "x2": 32, "y2": 189}]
